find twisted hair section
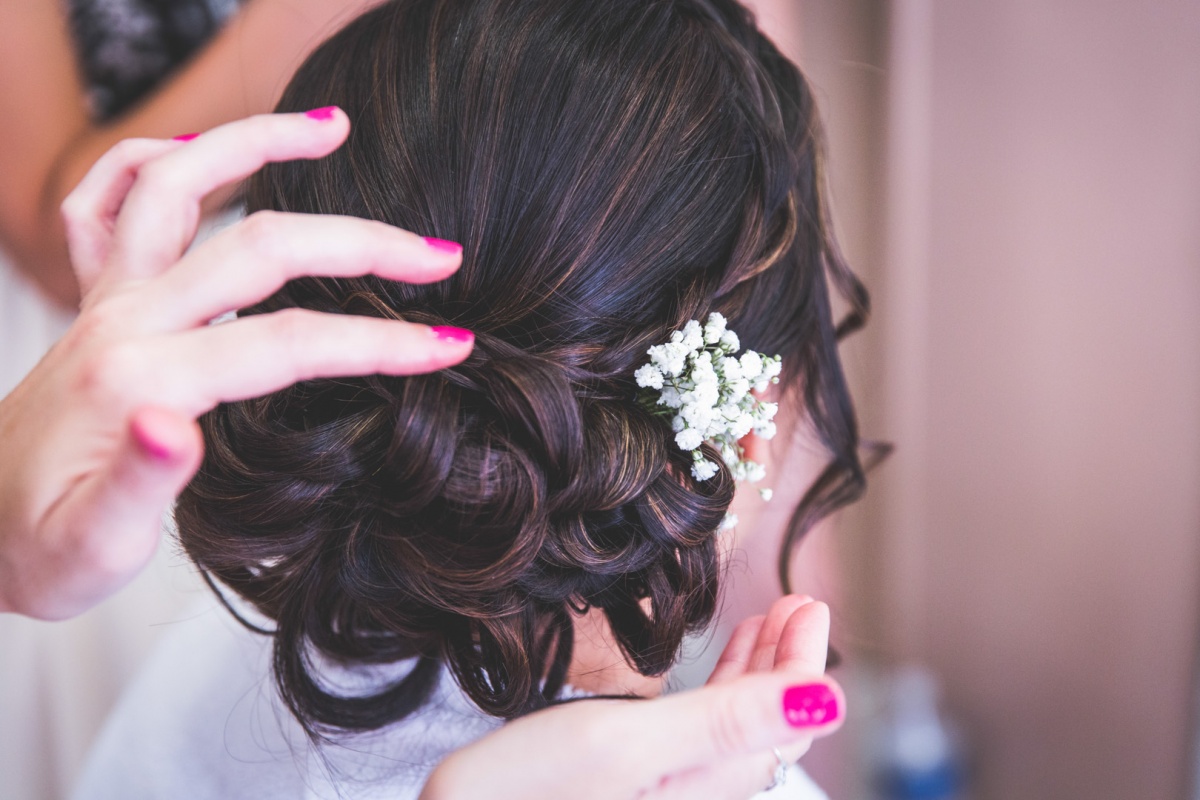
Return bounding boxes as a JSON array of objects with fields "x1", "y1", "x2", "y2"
[{"x1": 176, "y1": 0, "x2": 871, "y2": 737}]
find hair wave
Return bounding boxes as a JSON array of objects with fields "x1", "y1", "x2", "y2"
[{"x1": 177, "y1": 0, "x2": 872, "y2": 737}]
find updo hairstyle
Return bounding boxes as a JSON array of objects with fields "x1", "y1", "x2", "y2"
[{"x1": 176, "y1": 0, "x2": 869, "y2": 738}]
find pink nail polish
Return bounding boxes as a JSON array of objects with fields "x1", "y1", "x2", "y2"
[
  {"x1": 431, "y1": 326, "x2": 474, "y2": 344},
  {"x1": 131, "y1": 420, "x2": 175, "y2": 462},
  {"x1": 173, "y1": 133, "x2": 200, "y2": 142},
  {"x1": 782, "y1": 683, "x2": 839, "y2": 728},
  {"x1": 305, "y1": 106, "x2": 338, "y2": 121},
  {"x1": 422, "y1": 237, "x2": 463, "y2": 255}
]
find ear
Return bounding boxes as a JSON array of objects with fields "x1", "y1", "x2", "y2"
[
  {"x1": 738, "y1": 386, "x2": 782, "y2": 465},
  {"x1": 739, "y1": 428, "x2": 769, "y2": 465}
]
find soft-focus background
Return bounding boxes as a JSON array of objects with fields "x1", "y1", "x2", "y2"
[
  {"x1": 746, "y1": 1, "x2": 1200, "y2": 798},
  {"x1": 2, "y1": 2, "x2": 1198, "y2": 799}
]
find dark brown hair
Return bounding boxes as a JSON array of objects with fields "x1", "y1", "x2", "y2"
[{"x1": 177, "y1": 0, "x2": 869, "y2": 738}]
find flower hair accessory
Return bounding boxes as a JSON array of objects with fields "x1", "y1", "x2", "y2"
[{"x1": 635, "y1": 313, "x2": 782, "y2": 494}]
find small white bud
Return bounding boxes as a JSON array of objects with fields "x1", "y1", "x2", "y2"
[
  {"x1": 634, "y1": 363, "x2": 664, "y2": 389},
  {"x1": 659, "y1": 386, "x2": 683, "y2": 408},
  {"x1": 703, "y1": 312, "x2": 727, "y2": 344},
  {"x1": 675, "y1": 427, "x2": 704, "y2": 452},
  {"x1": 719, "y1": 356, "x2": 743, "y2": 383},
  {"x1": 691, "y1": 457, "x2": 720, "y2": 481},
  {"x1": 739, "y1": 351, "x2": 763, "y2": 380}
]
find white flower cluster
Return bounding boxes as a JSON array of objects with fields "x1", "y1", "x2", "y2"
[{"x1": 635, "y1": 313, "x2": 782, "y2": 484}]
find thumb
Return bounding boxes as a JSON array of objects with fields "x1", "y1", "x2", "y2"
[{"x1": 623, "y1": 672, "x2": 845, "y2": 784}]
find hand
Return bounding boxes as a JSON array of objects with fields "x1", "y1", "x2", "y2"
[
  {"x1": 421, "y1": 596, "x2": 842, "y2": 800},
  {"x1": 0, "y1": 108, "x2": 474, "y2": 620}
]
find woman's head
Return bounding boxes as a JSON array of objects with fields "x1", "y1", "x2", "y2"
[{"x1": 177, "y1": 0, "x2": 868, "y2": 737}]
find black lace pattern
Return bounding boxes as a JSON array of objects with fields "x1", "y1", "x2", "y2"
[{"x1": 67, "y1": 0, "x2": 245, "y2": 120}]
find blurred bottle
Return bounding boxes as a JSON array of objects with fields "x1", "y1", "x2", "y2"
[{"x1": 871, "y1": 666, "x2": 969, "y2": 800}]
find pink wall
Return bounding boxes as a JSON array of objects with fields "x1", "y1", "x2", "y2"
[{"x1": 857, "y1": 1, "x2": 1200, "y2": 798}]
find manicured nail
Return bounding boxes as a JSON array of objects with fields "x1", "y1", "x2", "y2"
[
  {"x1": 131, "y1": 420, "x2": 176, "y2": 462},
  {"x1": 782, "y1": 683, "x2": 839, "y2": 727},
  {"x1": 173, "y1": 132, "x2": 200, "y2": 142},
  {"x1": 431, "y1": 326, "x2": 474, "y2": 344},
  {"x1": 305, "y1": 106, "x2": 338, "y2": 121},
  {"x1": 423, "y1": 237, "x2": 463, "y2": 255}
]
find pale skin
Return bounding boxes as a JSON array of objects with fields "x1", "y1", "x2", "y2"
[
  {"x1": 424, "y1": 595, "x2": 843, "y2": 800},
  {"x1": 0, "y1": 0, "x2": 387, "y2": 308}
]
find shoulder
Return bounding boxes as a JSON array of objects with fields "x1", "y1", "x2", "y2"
[{"x1": 71, "y1": 597, "x2": 501, "y2": 800}]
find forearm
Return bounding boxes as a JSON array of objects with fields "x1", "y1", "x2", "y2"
[{"x1": 0, "y1": 0, "x2": 386, "y2": 310}]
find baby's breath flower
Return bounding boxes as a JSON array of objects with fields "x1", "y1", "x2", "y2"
[
  {"x1": 681, "y1": 319, "x2": 705, "y2": 351},
  {"x1": 725, "y1": 406, "x2": 749, "y2": 432},
  {"x1": 659, "y1": 386, "x2": 683, "y2": 409},
  {"x1": 675, "y1": 428, "x2": 704, "y2": 452},
  {"x1": 719, "y1": 513, "x2": 739, "y2": 531},
  {"x1": 739, "y1": 352, "x2": 763, "y2": 381},
  {"x1": 754, "y1": 356, "x2": 782, "y2": 391},
  {"x1": 691, "y1": 456, "x2": 720, "y2": 481},
  {"x1": 759, "y1": 487, "x2": 773, "y2": 502},
  {"x1": 636, "y1": 313, "x2": 782, "y2": 492},
  {"x1": 634, "y1": 363, "x2": 664, "y2": 389},
  {"x1": 703, "y1": 313, "x2": 727, "y2": 345}
]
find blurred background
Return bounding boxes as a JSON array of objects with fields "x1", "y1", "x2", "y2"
[
  {"x1": 1, "y1": 1, "x2": 1198, "y2": 799},
  {"x1": 744, "y1": 1, "x2": 1200, "y2": 798}
]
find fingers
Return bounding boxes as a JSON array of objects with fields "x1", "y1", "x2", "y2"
[
  {"x1": 707, "y1": 615, "x2": 765, "y2": 685},
  {"x1": 623, "y1": 672, "x2": 844, "y2": 786},
  {"x1": 60, "y1": 138, "x2": 184, "y2": 295},
  {"x1": 35, "y1": 407, "x2": 203, "y2": 621},
  {"x1": 128, "y1": 406, "x2": 207, "y2": 471},
  {"x1": 91, "y1": 407, "x2": 204, "y2": 546},
  {"x1": 107, "y1": 108, "x2": 351, "y2": 283},
  {"x1": 748, "y1": 594, "x2": 813, "y2": 672},
  {"x1": 654, "y1": 750, "x2": 801, "y2": 800},
  {"x1": 138, "y1": 212, "x2": 464, "y2": 330},
  {"x1": 422, "y1": 672, "x2": 843, "y2": 800},
  {"x1": 774, "y1": 600, "x2": 831, "y2": 674},
  {"x1": 145, "y1": 310, "x2": 474, "y2": 415}
]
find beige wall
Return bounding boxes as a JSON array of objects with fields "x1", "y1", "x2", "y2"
[{"x1": 814, "y1": 1, "x2": 1200, "y2": 798}]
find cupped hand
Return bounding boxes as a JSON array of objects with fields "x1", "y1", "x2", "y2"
[
  {"x1": 0, "y1": 108, "x2": 474, "y2": 620},
  {"x1": 421, "y1": 595, "x2": 842, "y2": 800}
]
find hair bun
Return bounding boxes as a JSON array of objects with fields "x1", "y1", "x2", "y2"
[
  {"x1": 180, "y1": 322, "x2": 733, "y2": 728},
  {"x1": 180, "y1": 0, "x2": 870, "y2": 739}
]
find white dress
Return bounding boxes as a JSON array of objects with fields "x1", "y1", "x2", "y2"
[{"x1": 72, "y1": 592, "x2": 829, "y2": 800}]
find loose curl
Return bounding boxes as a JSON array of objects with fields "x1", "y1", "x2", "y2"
[{"x1": 177, "y1": 0, "x2": 872, "y2": 738}]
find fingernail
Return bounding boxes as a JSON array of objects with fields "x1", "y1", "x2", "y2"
[
  {"x1": 782, "y1": 683, "x2": 839, "y2": 727},
  {"x1": 431, "y1": 326, "x2": 474, "y2": 344},
  {"x1": 423, "y1": 237, "x2": 463, "y2": 255},
  {"x1": 173, "y1": 133, "x2": 200, "y2": 142},
  {"x1": 305, "y1": 106, "x2": 338, "y2": 121},
  {"x1": 131, "y1": 420, "x2": 175, "y2": 462}
]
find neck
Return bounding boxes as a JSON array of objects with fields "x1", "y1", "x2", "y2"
[{"x1": 565, "y1": 607, "x2": 666, "y2": 698}]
